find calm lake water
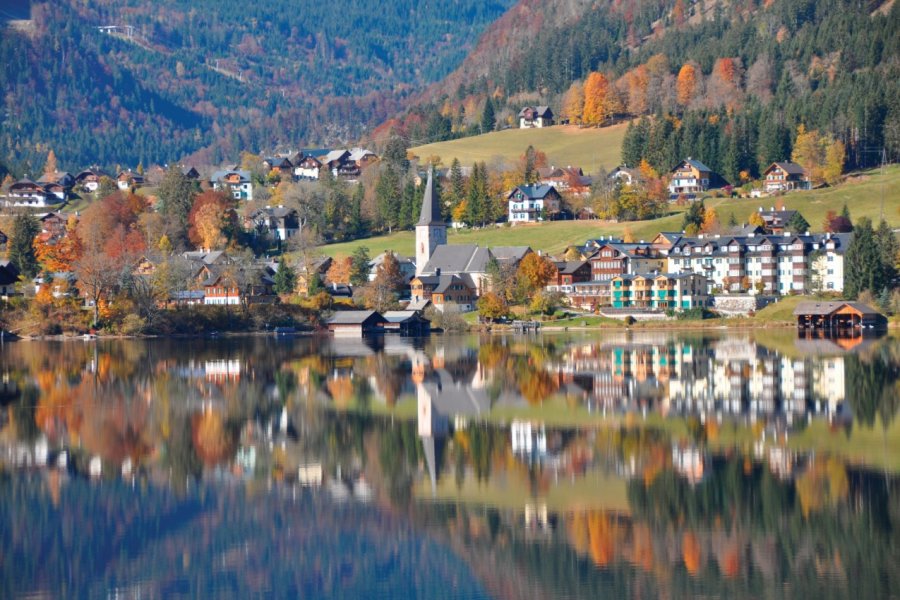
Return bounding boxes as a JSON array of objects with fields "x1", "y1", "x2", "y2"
[{"x1": 1, "y1": 331, "x2": 899, "y2": 599}]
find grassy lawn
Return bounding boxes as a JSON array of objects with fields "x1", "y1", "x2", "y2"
[
  {"x1": 410, "y1": 123, "x2": 628, "y2": 171},
  {"x1": 319, "y1": 217, "x2": 684, "y2": 258},
  {"x1": 319, "y1": 165, "x2": 899, "y2": 258},
  {"x1": 703, "y1": 165, "x2": 900, "y2": 231}
]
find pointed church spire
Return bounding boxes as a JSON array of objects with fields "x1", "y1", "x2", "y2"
[{"x1": 417, "y1": 167, "x2": 443, "y2": 226}]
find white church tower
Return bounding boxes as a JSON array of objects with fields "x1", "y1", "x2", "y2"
[{"x1": 415, "y1": 168, "x2": 447, "y2": 275}]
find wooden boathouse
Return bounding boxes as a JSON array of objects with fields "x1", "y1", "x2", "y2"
[{"x1": 793, "y1": 301, "x2": 887, "y2": 331}]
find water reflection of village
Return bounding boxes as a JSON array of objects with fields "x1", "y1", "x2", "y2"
[{"x1": 1, "y1": 334, "x2": 898, "y2": 598}]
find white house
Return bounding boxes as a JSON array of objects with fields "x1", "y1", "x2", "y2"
[
  {"x1": 507, "y1": 184, "x2": 562, "y2": 222},
  {"x1": 211, "y1": 170, "x2": 253, "y2": 201},
  {"x1": 5, "y1": 179, "x2": 63, "y2": 208},
  {"x1": 518, "y1": 106, "x2": 554, "y2": 128}
]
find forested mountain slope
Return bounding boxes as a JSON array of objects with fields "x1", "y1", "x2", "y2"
[
  {"x1": 396, "y1": 0, "x2": 900, "y2": 179},
  {"x1": 0, "y1": 0, "x2": 514, "y2": 172}
]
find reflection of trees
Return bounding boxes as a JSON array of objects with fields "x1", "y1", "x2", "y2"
[{"x1": 845, "y1": 346, "x2": 900, "y2": 429}]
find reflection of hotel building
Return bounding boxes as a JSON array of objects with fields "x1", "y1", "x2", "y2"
[{"x1": 554, "y1": 336, "x2": 847, "y2": 423}]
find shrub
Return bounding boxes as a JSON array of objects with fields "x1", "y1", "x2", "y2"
[{"x1": 120, "y1": 314, "x2": 147, "y2": 335}]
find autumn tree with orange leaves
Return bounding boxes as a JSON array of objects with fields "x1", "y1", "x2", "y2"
[
  {"x1": 582, "y1": 72, "x2": 614, "y2": 127},
  {"x1": 187, "y1": 191, "x2": 238, "y2": 250},
  {"x1": 516, "y1": 252, "x2": 557, "y2": 296},
  {"x1": 676, "y1": 63, "x2": 700, "y2": 108}
]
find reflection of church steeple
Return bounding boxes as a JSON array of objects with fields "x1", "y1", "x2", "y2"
[{"x1": 417, "y1": 384, "x2": 448, "y2": 497}]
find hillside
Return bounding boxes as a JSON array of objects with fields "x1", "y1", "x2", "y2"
[
  {"x1": 395, "y1": 0, "x2": 900, "y2": 178},
  {"x1": 411, "y1": 123, "x2": 627, "y2": 171},
  {"x1": 0, "y1": 0, "x2": 514, "y2": 172},
  {"x1": 320, "y1": 165, "x2": 900, "y2": 257}
]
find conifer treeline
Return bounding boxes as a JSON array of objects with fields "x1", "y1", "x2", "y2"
[{"x1": 416, "y1": 0, "x2": 900, "y2": 171}]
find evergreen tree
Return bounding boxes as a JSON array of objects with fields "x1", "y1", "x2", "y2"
[
  {"x1": 8, "y1": 213, "x2": 40, "y2": 278},
  {"x1": 481, "y1": 96, "x2": 496, "y2": 134},
  {"x1": 157, "y1": 166, "x2": 196, "y2": 235},
  {"x1": 875, "y1": 218, "x2": 899, "y2": 286},
  {"x1": 786, "y1": 212, "x2": 810, "y2": 233},
  {"x1": 447, "y1": 158, "x2": 465, "y2": 220},
  {"x1": 348, "y1": 183, "x2": 364, "y2": 236},
  {"x1": 621, "y1": 117, "x2": 650, "y2": 167},
  {"x1": 273, "y1": 257, "x2": 296, "y2": 295},
  {"x1": 465, "y1": 163, "x2": 483, "y2": 226},
  {"x1": 523, "y1": 145, "x2": 539, "y2": 184},
  {"x1": 681, "y1": 200, "x2": 705, "y2": 233},
  {"x1": 375, "y1": 167, "x2": 402, "y2": 232},
  {"x1": 382, "y1": 136, "x2": 410, "y2": 172},
  {"x1": 349, "y1": 246, "x2": 370, "y2": 287},
  {"x1": 843, "y1": 218, "x2": 884, "y2": 298}
]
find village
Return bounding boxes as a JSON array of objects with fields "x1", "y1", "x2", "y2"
[{"x1": 0, "y1": 107, "x2": 894, "y2": 337}]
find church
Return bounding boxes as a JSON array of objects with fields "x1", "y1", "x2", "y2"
[{"x1": 412, "y1": 169, "x2": 531, "y2": 312}]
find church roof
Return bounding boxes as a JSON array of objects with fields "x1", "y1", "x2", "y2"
[{"x1": 417, "y1": 168, "x2": 444, "y2": 226}]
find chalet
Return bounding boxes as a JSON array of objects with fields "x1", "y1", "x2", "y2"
[
  {"x1": 546, "y1": 260, "x2": 592, "y2": 293},
  {"x1": 74, "y1": 169, "x2": 105, "y2": 192},
  {"x1": 201, "y1": 265, "x2": 275, "y2": 306},
  {"x1": 382, "y1": 310, "x2": 431, "y2": 335},
  {"x1": 411, "y1": 274, "x2": 477, "y2": 312},
  {"x1": 538, "y1": 166, "x2": 592, "y2": 194},
  {"x1": 262, "y1": 157, "x2": 294, "y2": 179},
  {"x1": 763, "y1": 162, "x2": 810, "y2": 193},
  {"x1": 518, "y1": 106, "x2": 554, "y2": 128},
  {"x1": 40, "y1": 171, "x2": 75, "y2": 188},
  {"x1": 211, "y1": 170, "x2": 253, "y2": 201},
  {"x1": 6, "y1": 179, "x2": 62, "y2": 207},
  {"x1": 247, "y1": 205, "x2": 300, "y2": 240},
  {"x1": 507, "y1": 185, "x2": 562, "y2": 222},
  {"x1": 756, "y1": 208, "x2": 805, "y2": 234},
  {"x1": 608, "y1": 165, "x2": 640, "y2": 187},
  {"x1": 348, "y1": 148, "x2": 378, "y2": 169},
  {"x1": 39, "y1": 212, "x2": 68, "y2": 239},
  {"x1": 181, "y1": 166, "x2": 200, "y2": 180},
  {"x1": 794, "y1": 301, "x2": 886, "y2": 331},
  {"x1": 294, "y1": 155, "x2": 322, "y2": 180},
  {"x1": 668, "y1": 158, "x2": 713, "y2": 197},
  {"x1": 117, "y1": 171, "x2": 144, "y2": 191},
  {"x1": 39, "y1": 181, "x2": 68, "y2": 203},
  {"x1": 589, "y1": 243, "x2": 665, "y2": 281},
  {"x1": 0, "y1": 260, "x2": 19, "y2": 296},
  {"x1": 326, "y1": 310, "x2": 388, "y2": 336},
  {"x1": 321, "y1": 150, "x2": 359, "y2": 179}
]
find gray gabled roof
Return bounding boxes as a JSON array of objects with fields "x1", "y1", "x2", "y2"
[
  {"x1": 326, "y1": 310, "x2": 387, "y2": 325},
  {"x1": 507, "y1": 184, "x2": 558, "y2": 200},
  {"x1": 768, "y1": 162, "x2": 807, "y2": 176},
  {"x1": 673, "y1": 158, "x2": 712, "y2": 173},
  {"x1": 421, "y1": 244, "x2": 490, "y2": 275},
  {"x1": 417, "y1": 168, "x2": 444, "y2": 226},
  {"x1": 210, "y1": 170, "x2": 251, "y2": 183},
  {"x1": 490, "y1": 246, "x2": 531, "y2": 263}
]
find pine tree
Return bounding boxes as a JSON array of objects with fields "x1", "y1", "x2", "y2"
[
  {"x1": 844, "y1": 218, "x2": 882, "y2": 298},
  {"x1": 785, "y1": 212, "x2": 810, "y2": 233},
  {"x1": 273, "y1": 257, "x2": 296, "y2": 295},
  {"x1": 465, "y1": 163, "x2": 484, "y2": 226},
  {"x1": 375, "y1": 167, "x2": 401, "y2": 232},
  {"x1": 349, "y1": 246, "x2": 370, "y2": 287},
  {"x1": 8, "y1": 213, "x2": 41, "y2": 278},
  {"x1": 481, "y1": 96, "x2": 496, "y2": 134}
]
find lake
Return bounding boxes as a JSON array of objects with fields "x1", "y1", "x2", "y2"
[{"x1": 1, "y1": 331, "x2": 899, "y2": 599}]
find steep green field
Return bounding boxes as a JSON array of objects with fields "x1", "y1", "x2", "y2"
[
  {"x1": 321, "y1": 165, "x2": 900, "y2": 258},
  {"x1": 410, "y1": 123, "x2": 628, "y2": 170}
]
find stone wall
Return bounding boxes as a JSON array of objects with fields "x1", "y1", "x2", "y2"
[{"x1": 712, "y1": 295, "x2": 776, "y2": 316}]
